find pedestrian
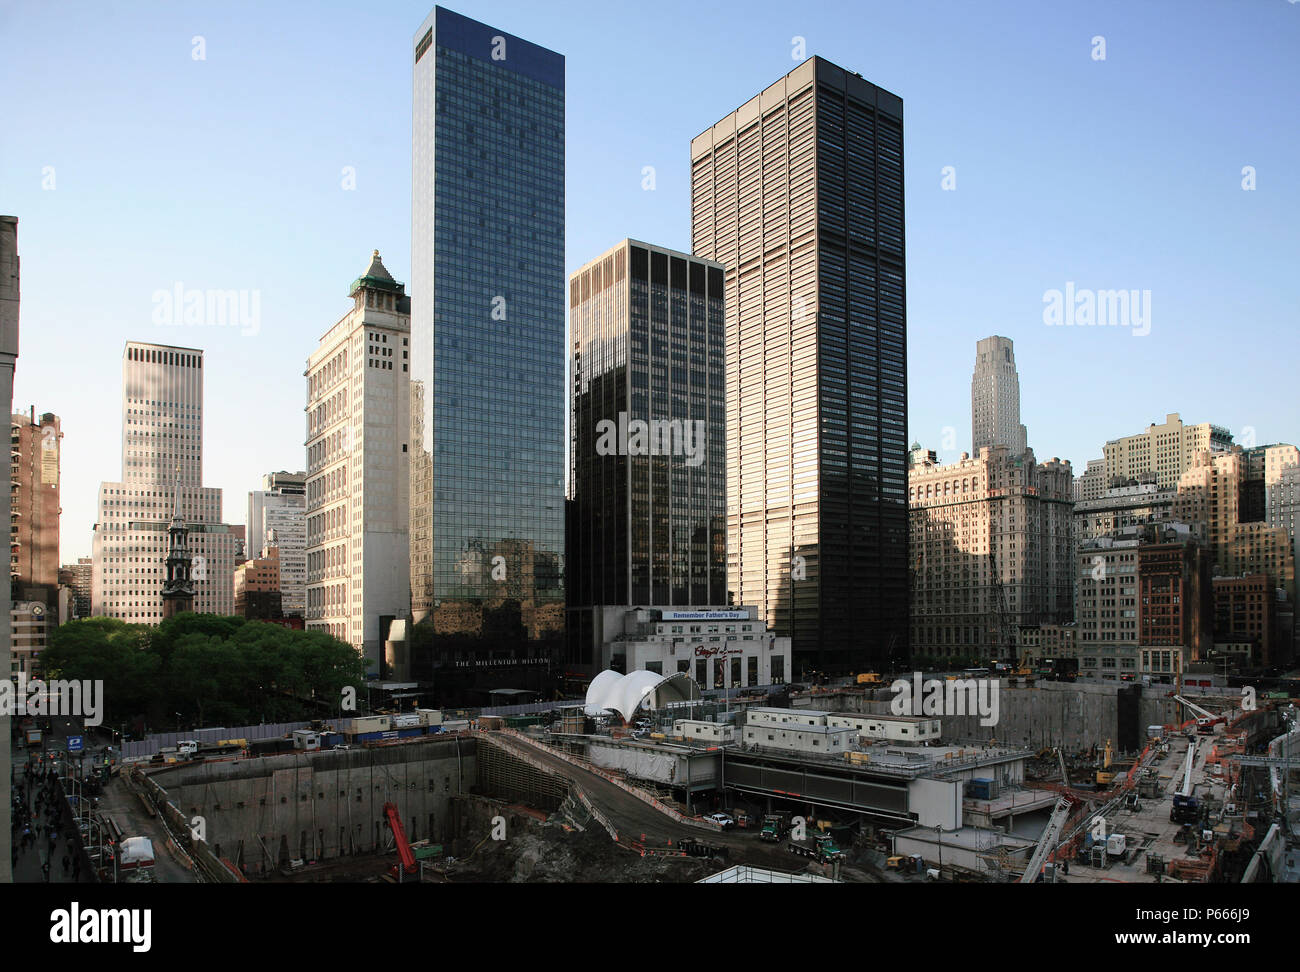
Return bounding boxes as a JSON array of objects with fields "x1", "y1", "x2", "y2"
[
  {"x1": 41, "y1": 861, "x2": 50, "y2": 882},
  {"x1": 62, "y1": 854, "x2": 70, "y2": 875}
]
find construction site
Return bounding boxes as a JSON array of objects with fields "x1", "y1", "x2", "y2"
[{"x1": 103, "y1": 670, "x2": 1300, "y2": 885}]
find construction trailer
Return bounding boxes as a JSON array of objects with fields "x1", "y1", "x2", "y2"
[
  {"x1": 741, "y1": 724, "x2": 855, "y2": 755},
  {"x1": 673, "y1": 720, "x2": 736, "y2": 744},
  {"x1": 826, "y1": 713, "x2": 941, "y2": 744}
]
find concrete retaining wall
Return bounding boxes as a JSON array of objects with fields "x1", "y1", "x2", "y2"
[
  {"x1": 826, "y1": 683, "x2": 1188, "y2": 752},
  {"x1": 150, "y1": 737, "x2": 477, "y2": 875}
]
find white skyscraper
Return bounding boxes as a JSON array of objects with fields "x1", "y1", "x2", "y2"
[
  {"x1": 305, "y1": 252, "x2": 410, "y2": 668},
  {"x1": 91, "y1": 342, "x2": 238, "y2": 620},
  {"x1": 971, "y1": 335, "x2": 1027, "y2": 457}
]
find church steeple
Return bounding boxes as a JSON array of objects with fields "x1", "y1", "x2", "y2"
[{"x1": 161, "y1": 470, "x2": 195, "y2": 618}]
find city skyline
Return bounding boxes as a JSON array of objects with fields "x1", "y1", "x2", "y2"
[
  {"x1": 4, "y1": 0, "x2": 1300, "y2": 901},
  {"x1": 3, "y1": 1, "x2": 1297, "y2": 564}
]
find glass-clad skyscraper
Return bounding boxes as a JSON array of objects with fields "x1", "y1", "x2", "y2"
[
  {"x1": 566, "y1": 241, "x2": 727, "y2": 675},
  {"x1": 691, "y1": 57, "x2": 909, "y2": 676},
  {"x1": 410, "y1": 6, "x2": 565, "y2": 703}
]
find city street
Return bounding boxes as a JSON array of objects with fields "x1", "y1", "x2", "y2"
[{"x1": 10, "y1": 714, "x2": 190, "y2": 883}]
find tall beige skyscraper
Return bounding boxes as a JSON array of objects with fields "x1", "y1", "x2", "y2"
[
  {"x1": 305, "y1": 252, "x2": 410, "y2": 669},
  {"x1": 91, "y1": 342, "x2": 238, "y2": 620},
  {"x1": 971, "y1": 335, "x2": 1027, "y2": 456},
  {"x1": 691, "y1": 56, "x2": 909, "y2": 675}
]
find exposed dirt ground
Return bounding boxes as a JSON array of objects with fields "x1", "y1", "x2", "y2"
[{"x1": 424, "y1": 826, "x2": 716, "y2": 883}]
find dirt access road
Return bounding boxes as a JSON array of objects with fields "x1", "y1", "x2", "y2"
[{"x1": 498, "y1": 734, "x2": 834, "y2": 872}]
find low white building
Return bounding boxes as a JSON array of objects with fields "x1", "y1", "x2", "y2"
[
  {"x1": 745, "y1": 707, "x2": 831, "y2": 728},
  {"x1": 741, "y1": 723, "x2": 855, "y2": 755},
  {"x1": 587, "y1": 606, "x2": 791, "y2": 689},
  {"x1": 826, "y1": 713, "x2": 941, "y2": 744},
  {"x1": 673, "y1": 719, "x2": 737, "y2": 744}
]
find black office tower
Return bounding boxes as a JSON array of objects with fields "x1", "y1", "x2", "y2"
[
  {"x1": 566, "y1": 241, "x2": 728, "y2": 678},
  {"x1": 690, "y1": 57, "x2": 909, "y2": 677}
]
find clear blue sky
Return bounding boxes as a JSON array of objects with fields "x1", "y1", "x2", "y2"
[{"x1": 2, "y1": 0, "x2": 1297, "y2": 563}]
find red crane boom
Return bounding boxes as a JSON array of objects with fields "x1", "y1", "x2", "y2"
[{"x1": 384, "y1": 802, "x2": 416, "y2": 876}]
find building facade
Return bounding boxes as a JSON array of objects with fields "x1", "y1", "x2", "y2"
[
  {"x1": 305, "y1": 252, "x2": 411, "y2": 670},
  {"x1": 409, "y1": 6, "x2": 566, "y2": 701},
  {"x1": 1268, "y1": 462, "x2": 1300, "y2": 594},
  {"x1": 62, "y1": 557, "x2": 92, "y2": 619},
  {"x1": 1073, "y1": 481, "x2": 1177, "y2": 545},
  {"x1": 971, "y1": 336, "x2": 1027, "y2": 457},
  {"x1": 1, "y1": 216, "x2": 18, "y2": 708},
  {"x1": 10, "y1": 409, "x2": 63, "y2": 673},
  {"x1": 1075, "y1": 535, "x2": 1140, "y2": 680},
  {"x1": 234, "y1": 547, "x2": 283, "y2": 620},
  {"x1": 1099, "y1": 412, "x2": 1233, "y2": 491},
  {"x1": 691, "y1": 56, "x2": 909, "y2": 676},
  {"x1": 567, "y1": 240, "x2": 727, "y2": 675},
  {"x1": 1174, "y1": 447, "x2": 1296, "y2": 662},
  {"x1": 247, "y1": 470, "x2": 306, "y2": 617},
  {"x1": 91, "y1": 343, "x2": 237, "y2": 621},
  {"x1": 1137, "y1": 540, "x2": 1213, "y2": 660},
  {"x1": 909, "y1": 447, "x2": 1073, "y2": 661},
  {"x1": 582, "y1": 605, "x2": 791, "y2": 690},
  {"x1": 1213, "y1": 574, "x2": 1277, "y2": 668},
  {"x1": 10, "y1": 409, "x2": 60, "y2": 589},
  {"x1": 1074, "y1": 458, "x2": 1107, "y2": 503}
]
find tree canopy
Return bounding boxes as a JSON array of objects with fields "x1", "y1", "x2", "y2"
[{"x1": 40, "y1": 613, "x2": 366, "y2": 734}]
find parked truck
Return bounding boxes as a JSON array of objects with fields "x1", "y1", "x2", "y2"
[
  {"x1": 759, "y1": 812, "x2": 791, "y2": 842},
  {"x1": 788, "y1": 833, "x2": 845, "y2": 863},
  {"x1": 118, "y1": 836, "x2": 156, "y2": 883}
]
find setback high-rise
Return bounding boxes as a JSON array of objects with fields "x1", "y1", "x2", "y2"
[
  {"x1": 91, "y1": 342, "x2": 238, "y2": 621},
  {"x1": 971, "y1": 335, "x2": 1027, "y2": 456}
]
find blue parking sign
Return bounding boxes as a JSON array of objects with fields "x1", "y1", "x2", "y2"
[{"x1": 67, "y1": 736, "x2": 84, "y2": 753}]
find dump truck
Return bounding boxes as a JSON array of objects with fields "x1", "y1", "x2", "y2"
[
  {"x1": 759, "y1": 812, "x2": 791, "y2": 842},
  {"x1": 788, "y1": 833, "x2": 844, "y2": 863}
]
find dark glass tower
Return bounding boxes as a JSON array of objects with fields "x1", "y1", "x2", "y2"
[
  {"x1": 566, "y1": 241, "x2": 727, "y2": 674},
  {"x1": 410, "y1": 6, "x2": 565, "y2": 703},
  {"x1": 690, "y1": 57, "x2": 909, "y2": 677}
]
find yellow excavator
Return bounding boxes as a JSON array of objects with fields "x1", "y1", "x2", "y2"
[{"x1": 1096, "y1": 740, "x2": 1116, "y2": 785}]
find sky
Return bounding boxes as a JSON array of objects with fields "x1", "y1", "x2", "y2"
[{"x1": 1, "y1": 0, "x2": 1298, "y2": 564}]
